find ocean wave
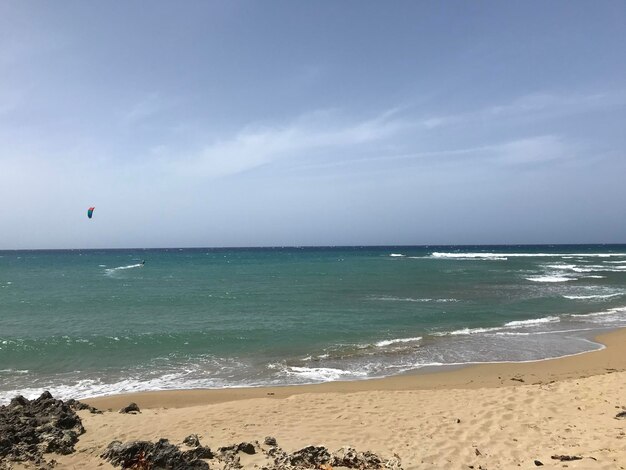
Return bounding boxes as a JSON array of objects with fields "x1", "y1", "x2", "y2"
[
  {"x1": 432, "y1": 326, "x2": 504, "y2": 336},
  {"x1": 375, "y1": 336, "x2": 422, "y2": 347},
  {"x1": 504, "y1": 316, "x2": 560, "y2": 327},
  {"x1": 104, "y1": 263, "x2": 143, "y2": 275},
  {"x1": 0, "y1": 369, "x2": 29, "y2": 375},
  {"x1": 544, "y1": 264, "x2": 578, "y2": 270},
  {"x1": 563, "y1": 293, "x2": 622, "y2": 300},
  {"x1": 370, "y1": 296, "x2": 458, "y2": 303},
  {"x1": 389, "y1": 253, "x2": 406, "y2": 257},
  {"x1": 546, "y1": 264, "x2": 626, "y2": 273},
  {"x1": 495, "y1": 327, "x2": 600, "y2": 336},
  {"x1": 570, "y1": 306, "x2": 626, "y2": 319},
  {"x1": 430, "y1": 252, "x2": 508, "y2": 260},
  {"x1": 431, "y1": 252, "x2": 626, "y2": 259},
  {"x1": 434, "y1": 314, "x2": 563, "y2": 336},
  {"x1": 282, "y1": 366, "x2": 368, "y2": 381},
  {"x1": 526, "y1": 275, "x2": 574, "y2": 283},
  {"x1": 0, "y1": 374, "x2": 232, "y2": 404}
]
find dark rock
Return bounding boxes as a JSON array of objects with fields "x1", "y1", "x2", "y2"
[
  {"x1": 65, "y1": 399, "x2": 102, "y2": 414},
  {"x1": 534, "y1": 460, "x2": 543, "y2": 466},
  {"x1": 218, "y1": 441, "x2": 256, "y2": 455},
  {"x1": 101, "y1": 438, "x2": 209, "y2": 469},
  {"x1": 615, "y1": 411, "x2": 626, "y2": 419},
  {"x1": 268, "y1": 444, "x2": 402, "y2": 469},
  {"x1": 9, "y1": 395, "x2": 29, "y2": 408},
  {"x1": 264, "y1": 435, "x2": 277, "y2": 446},
  {"x1": 286, "y1": 445, "x2": 332, "y2": 466},
  {"x1": 0, "y1": 392, "x2": 85, "y2": 466},
  {"x1": 551, "y1": 454, "x2": 583, "y2": 461},
  {"x1": 184, "y1": 445, "x2": 213, "y2": 460},
  {"x1": 238, "y1": 442, "x2": 256, "y2": 455},
  {"x1": 183, "y1": 433, "x2": 201, "y2": 447},
  {"x1": 331, "y1": 446, "x2": 385, "y2": 468},
  {"x1": 119, "y1": 402, "x2": 141, "y2": 414},
  {"x1": 100, "y1": 439, "x2": 403, "y2": 470},
  {"x1": 101, "y1": 440, "x2": 150, "y2": 466},
  {"x1": 511, "y1": 377, "x2": 525, "y2": 383}
]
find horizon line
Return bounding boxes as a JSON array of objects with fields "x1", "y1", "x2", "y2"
[{"x1": 2, "y1": 242, "x2": 626, "y2": 252}]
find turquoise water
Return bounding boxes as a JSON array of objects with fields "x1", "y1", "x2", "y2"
[{"x1": 1, "y1": 245, "x2": 625, "y2": 402}]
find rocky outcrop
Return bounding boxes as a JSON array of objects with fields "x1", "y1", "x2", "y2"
[
  {"x1": 183, "y1": 434, "x2": 201, "y2": 447},
  {"x1": 119, "y1": 402, "x2": 141, "y2": 414},
  {"x1": 65, "y1": 398, "x2": 102, "y2": 414},
  {"x1": 101, "y1": 438, "x2": 210, "y2": 469},
  {"x1": 270, "y1": 445, "x2": 401, "y2": 469},
  {"x1": 0, "y1": 392, "x2": 85, "y2": 466},
  {"x1": 101, "y1": 438, "x2": 402, "y2": 470}
]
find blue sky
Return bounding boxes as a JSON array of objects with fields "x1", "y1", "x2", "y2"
[{"x1": 1, "y1": 1, "x2": 625, "y2": 248}]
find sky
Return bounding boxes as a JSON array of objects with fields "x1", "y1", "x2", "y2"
[{"x1": 1, "y1": 1, "x2": 625, "y2": 249}]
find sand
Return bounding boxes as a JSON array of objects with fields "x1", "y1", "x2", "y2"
[{"x1": 23, "y1": 329, "x2": 626, "y2": 469}]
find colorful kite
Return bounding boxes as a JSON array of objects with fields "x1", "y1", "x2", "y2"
[{"x1": 87, "y1": 207, "x2": 95, "y2": 219}]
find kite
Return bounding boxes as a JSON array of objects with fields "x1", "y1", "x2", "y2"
[{"x1": 87, "y1": 207, "x2": 95, "y2": 219}]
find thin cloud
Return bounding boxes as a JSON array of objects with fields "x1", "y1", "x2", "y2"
[
  {"x1": 422, "y1": 90, "x2": 626, "y2": 129},
  {"x1": 122, "y1": 93, "x2": 167, "y2": 125},
  {"x1": 170, "y1": 109, "x2": 415, "y2": 178},
  {"x1": 287, "y1": 135, "x2": 572, "y2": 173},
  {"x1": 495, "y1": 135, "x2": 570, "y2": 165}
]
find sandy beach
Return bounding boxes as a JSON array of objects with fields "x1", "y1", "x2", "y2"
[{"x1": 12, "y1": 327, "x2": 619, "y2": 469}]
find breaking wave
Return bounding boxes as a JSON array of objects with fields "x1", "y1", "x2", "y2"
[
  {"x1": 504, "y1": 316, "x2": 560, "y2": 327},
  {"x1": 526, "y1": 275, "x2": 574, "y2": 283},
  {"x1": 563, "y1": 293, "x2": 622, "y2": 300},
  {"x1": 370, "y1": 296, "x2": 458, "y2": 303},
  {"x1": 431, "y1": 252, "x2": 626, "y2": 259},
  {"x1": 375, "y1": 336, "x2": 422, "y2": 347}
]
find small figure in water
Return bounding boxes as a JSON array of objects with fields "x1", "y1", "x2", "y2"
[{"x1": 141, "y1": 260, "x2": 145, "y2": 267}]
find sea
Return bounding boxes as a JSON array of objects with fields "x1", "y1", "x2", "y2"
[{"x1": 1, "y1": 245, "x2": 625, "y2": 403}]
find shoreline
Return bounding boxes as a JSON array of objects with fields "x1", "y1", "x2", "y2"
[{"x1": 85, "y1": 326, "x2": 626, "y2": 410}]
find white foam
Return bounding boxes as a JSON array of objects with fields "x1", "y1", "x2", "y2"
[
  {"x1": 432, "y1": 252, "x2": 626, "y2": 259},
  {"x1": 105, "y1": 263, "x2": 143, "y2": 275},
  {"x1": 0, "y1": 369, "x2": 29, "y2": 374},
  {"x1": 571, "y1": 306, "x2": 626, "y2": 318},
  {"x1": 495, "y1": 327, "x2": 600, "y2": 336},
  {"x1": 284, "y1": 366, "x2": 367, "y2": 381},
  {"x1": 433, "y1": 326, "x2": 504, "y2": 336},
  {"x1": 504, "y1": 316, "x2": 560, "y2": 327},
  {"x1": 526, "y1": 275, "x2": 574, "y2": 283},
  {"x1": 435, "y1": 314, "x2": 565, "y2": 336},
  {"x1": 544, "y1": 264, "x2": 578, "y2": 270},
  {"x1": 0, "y1": 374, "x2": 233, "y2": 404},
  {"x1": 551, "y1": 264, "x2": 626, "y2": 273},
  {"x1": 110, "y1": 263, "x2": 143, "y2": 271},
  {"x1": 563, "y1": 293, "x2": 622, "y2": 300},
  {"x1": 371, "y1": 296, "x2": 458, "y2": 303},
  {"x1": 430, "y1": 252, "x2": 508, "y2": 260},
  {"x1": 375, "y1": 336, "x2": 422, "y2": 347},
  {"x1": 389, "y1": 253, "x2": 406, "y2": 257}
]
